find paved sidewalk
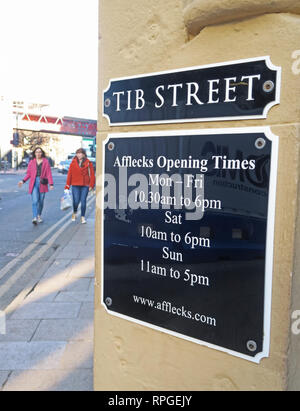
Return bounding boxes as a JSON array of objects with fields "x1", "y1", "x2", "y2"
[{"x1": 0, "y1": 210, "x2": 95, "y2": 391}]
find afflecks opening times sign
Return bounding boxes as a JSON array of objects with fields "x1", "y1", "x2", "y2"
[
  {"x1": 101, "y1": 128, "x2": 278, "y2": 363},
  {"x1": 103, "y1": 56, "x2": 281, "y2": 125}
]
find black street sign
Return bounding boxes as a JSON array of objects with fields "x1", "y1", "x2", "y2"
[
  {"x1": 103, "y1": 57, "x2": 281, "y2": 125},
  {"x1": 101, "y1": 127, "x2": 278, "y2": 362}
]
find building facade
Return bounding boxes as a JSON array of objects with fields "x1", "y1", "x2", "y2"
[{"x1": 0, "y1": 97, "x2": 97, "y2": 168}]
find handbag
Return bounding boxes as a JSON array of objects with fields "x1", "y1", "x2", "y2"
[{"x1": 40, "y1": 178, "x2": 48, "y2": 185}]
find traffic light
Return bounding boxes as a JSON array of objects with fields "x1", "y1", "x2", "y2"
[{"x1": 10, "y1": 132, "x2": 20, "y2": 147}]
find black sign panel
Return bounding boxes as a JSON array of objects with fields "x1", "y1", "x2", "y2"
[
  {"x1": 102, "y1": 128, "x2": 277, "y2": 362},
  {"x1": 103, "y1": 57, "x2": 280, "y2": 125}
]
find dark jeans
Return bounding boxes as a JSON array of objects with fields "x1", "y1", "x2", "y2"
[{"x1": 72, "y1": 186, "x2": 89, "y2": 217}]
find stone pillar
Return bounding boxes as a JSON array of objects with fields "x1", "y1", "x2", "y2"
[{"x1": 95, "y1": 0, "x2": 300, "y2": 390}]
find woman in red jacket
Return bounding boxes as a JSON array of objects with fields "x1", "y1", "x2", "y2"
[{"x1": 64, "y1": 148, "x2": 95, "y2": 224}]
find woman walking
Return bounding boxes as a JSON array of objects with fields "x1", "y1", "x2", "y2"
[
  {"x1": 64, "y1": 148, "x2": 95, "y2": 224},
  {"x1": 18, "y1": 147, "x2": 54, "y2": 225}
]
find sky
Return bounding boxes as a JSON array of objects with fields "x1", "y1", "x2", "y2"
[{"x1": 0, "y1": 0, "x2": 98, "y2": 119}]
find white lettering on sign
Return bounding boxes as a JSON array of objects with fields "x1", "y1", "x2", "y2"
[{"x1": 111, "y1": 75, "x2": 262, "y2": 112}]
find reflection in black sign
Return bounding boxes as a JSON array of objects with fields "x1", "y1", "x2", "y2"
[
  {"x1": 102, "y1": 129, "x2": 277, "y2": 362},
  {"x1": 103, "y1": 57, "x2": 280, "y2": 125}
]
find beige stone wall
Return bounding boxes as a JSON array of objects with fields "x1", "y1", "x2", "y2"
[
  {"x1": 183, "y1": 0, "x2": 300, "y2": 35},
  {"x1": 288, "y1": 144, "x2": 300, "y2": 391},
  {"x1": 95, "y1": 0, "x2": 300, "y2": 390}
]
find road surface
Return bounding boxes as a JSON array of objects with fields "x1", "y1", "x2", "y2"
[{"x1": 0, "y1": 169, "x2": 95, "y2": 310}]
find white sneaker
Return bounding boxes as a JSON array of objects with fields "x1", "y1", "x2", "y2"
[
  {"x1": 72, "y1": 213, "x2": 77, "y2": 222},
  {"x1": 37, "y1": 216, "x2": 43, "y2": 223},
  {"x1": 81, "y1": 217, "x2": 87, "y2": 224},
  {"x1": 32, "y1": 218, "x2": 37, "y2": 225}
]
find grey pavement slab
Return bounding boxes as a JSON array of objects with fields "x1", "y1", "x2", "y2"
[
  {"x1": 41, "y1": 259, "x2": 73, "y2": 279},
  {"x1": 75, "y1": 245, "x2": 94, "y2": 253},
  {"x1": 67, "y1": 238, "x2": 89, "y2": 246},
  {"x1": 55, "y1": 291, "x2": 94, "y2": 303},
  {"x1": 0, "y1": 341, "x2": 67, "y2": 370},
  {"x1": 78, "y1": 303, "x2": 94, "y2": 319},
  {"x1": 3, "y1": 369, "x2": 93, "y2": 391},
  {"x1": 57, "y1": 249, "x2": 81, "y2": 259},
  {"x1": 49, "y1": 368, "x2": 93, "y2": 391},
  {"x1": 69, "y1": 271, "x2": 94, "y2": 279},
  {"x1": 88, "y1": 280, "x2": 95, "y2": 293},
  {"x1": 68, "y1": 258, "x2": 94, "y2": 278},
  {"x1": 24, "y1": 277, "x2": 91, "y2": 302},
  {"x1": 60, "y1": 244, "x2": 81, "y2": 252},
  {"x1": 0, "y1": 371, "x2": 11, "y2": 389},
  {"x1": 58, "y1": 340, "x2": 93, "y2": 370},
  {"x1": 23, "y1": 290, "x2": 59, "y2": 304},
  {"x1": 0, "y1": 256, "x2": 55, "y2": 312},
  {"x1": 0, "y1": 319, "x2": 40, "y2": 342},
  {"x1": 32, "y1": 319, "x2": 93, "y2": 342},
  {"x1": 62, "y1": 278, "x2": 92, "y2": 292},
  {"x1": 10, "y1": 302, "x2": 81, "y2": 320},
  {"x1": 85, "y1": 238, "x2": 95, "y2": 244},
  {"x1": 78, "y1": 251, "x2": 95, "y2": 259}
]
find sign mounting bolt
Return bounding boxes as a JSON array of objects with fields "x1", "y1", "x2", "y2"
[
  {"x1": 105, "y1": 297, "x2": 112, "y2": 307},
  {"x1": 263, "y1": 80, "x2": 274, "y2": 93},
  {"x1": 107, "y1": 142, "x2": 115, "y2": 151},
  {"x1": 247, "y1": 340, "x2": 257, "y2": 352},
  {"x1": 255, "y1": 137, "x2": 266, "y2": 149}
]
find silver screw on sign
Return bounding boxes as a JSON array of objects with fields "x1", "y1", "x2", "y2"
[
  {"x1": 262, "y1": 80, "x2": 274, "y2": 93},
  {"x1": 105, "y1": 297, "x2": 112, "y2": 307},
  {"x1": 107, "y1": 142, "x2": 115, "y2": 151},
  {"x1": 255, "y1": 137, "x2": 266, "y2": 150},
  {"x1": 104, "y1": 98, "x2": 111, "y2": 108},
  {"x1": 247, "y1": 340, "x2": 257, "y2": 352}
]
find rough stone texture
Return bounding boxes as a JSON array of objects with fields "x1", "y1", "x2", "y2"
[
  {"x1": 98, "y1": 0, "x2": 188, "y2": 129},
  {"x1": 183, "y1": 0, "x2": 300, "y2": 35},
  {"x1": 96, "y1": 1, "x2": 300, "y2": 391},
  {"x1": 168, "y1": 13, "x2": 300, "y2": 129}
]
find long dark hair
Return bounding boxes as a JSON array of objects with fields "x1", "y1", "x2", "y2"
[
  {"x1": 75, "y1": 148, "x2": 88, "y2": 167},
  {"x1": 75, "y1": 148, "x2": 87, "y2": 158},
  {"x1": 32, "y1": 147, "x2": 46, "y2": 159}
]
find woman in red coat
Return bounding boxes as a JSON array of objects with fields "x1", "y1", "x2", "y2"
[
  {"x1": 18, "y1": 147, "x2": 54, "y2": 225},
  {"x1": 64, "y1": 148, "x2": 95, "y2": 224}
]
